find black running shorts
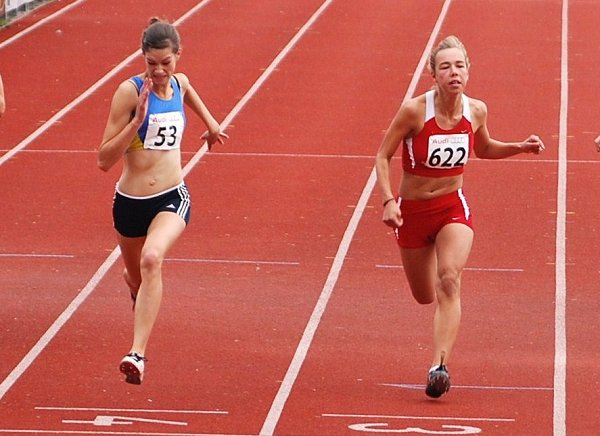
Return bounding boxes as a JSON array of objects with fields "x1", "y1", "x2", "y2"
[{"x1": 112, "y1": 182, "x2": 191, "y2": 238}]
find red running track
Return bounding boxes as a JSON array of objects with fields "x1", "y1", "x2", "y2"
[{"x1": 0, "y1": 0, "x2": 597, "y2": 434}]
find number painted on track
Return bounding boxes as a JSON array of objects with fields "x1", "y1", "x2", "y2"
[
  {"x1": 62, "y1": 415, "x2": 187, "y2": 427},
  {"x1": 348, "y1": 422, "x2": 482, "y2": 434}
]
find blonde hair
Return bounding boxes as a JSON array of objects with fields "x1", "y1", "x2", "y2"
[{"x1": 428, "y1": 35, "x2": 470, "y2": 73}]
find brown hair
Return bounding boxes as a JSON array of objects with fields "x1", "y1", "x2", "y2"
[
  {"x1": 428, "y1": 35, "x2": 470, "y2": 73},
  {"x1": 141, "y1": 17, "x2": 181, "y2": 53}
]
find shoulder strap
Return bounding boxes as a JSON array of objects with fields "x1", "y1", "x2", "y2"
[
  {"x1": 172, "y1": 75, "x2": 181, "y2": 91},
  {"x1": 129, "y1": 76, "x2": 143, "y2": 95},
  {"x1": 462, "y1": 94, "x2": 471, "y2": 122},
  {"x1": 425, "y1": 90, "x2": 435, "y2": 121}
]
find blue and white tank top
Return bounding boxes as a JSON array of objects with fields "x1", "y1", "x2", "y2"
[{"x1": 128, "y1": 76, "x2": 186, "y2": 152}]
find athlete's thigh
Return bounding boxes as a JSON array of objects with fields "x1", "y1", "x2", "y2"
[
  {"x1": 400, "y1": 244, "x2": 437, "y2": 304},
  {"x1": 143, "y1": 211, "x2": 187, "y2": 258},
  {"x1": 435, "y1": 223, "x2": 474, "y2": 275}
]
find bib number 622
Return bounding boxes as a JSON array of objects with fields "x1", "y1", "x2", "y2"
[{"x1": 426, "y1": 133, "x2": 469, "y2": 168}]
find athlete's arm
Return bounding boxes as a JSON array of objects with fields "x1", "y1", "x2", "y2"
[
  {"x1": 375, "y1": 98, "x2": 420, "y2": 228},
  {"x1": 472, "y1": 99, "x2": 545, "y2": 158},
  {"x1": 176, "y1": 73, "x2": 227, "y2": 150},
  {"x1": 98, "y1": 78, "x2": 151, "y2": 171}
]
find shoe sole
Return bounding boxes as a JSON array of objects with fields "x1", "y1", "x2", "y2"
[
  {"x1": 119, "y1": 361, "x2": 142, "y2": 385},
  {"x1": 425, "y1": 373, "x2": 450, "y2": 398}
]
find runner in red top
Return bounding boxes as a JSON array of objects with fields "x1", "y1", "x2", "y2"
[
  {"x1": 402, "y1": 89, "x2": 473, "y2": 178},
  {"x1": 375, "y1": 35, "x2": 545, "y2": 398}
]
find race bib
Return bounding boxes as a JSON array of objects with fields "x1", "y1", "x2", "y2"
[
  {"x1": 425, "y1": 133, "x2": 469, "y2": 168},
  {"x1": 143, "y1": 111, "x2": 185, "y2": 150}
]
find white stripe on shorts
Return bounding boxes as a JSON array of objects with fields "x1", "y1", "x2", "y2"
[
  {"x1": 176, "y1": 184, "x2": 191, "y2": 220},
  {"x1": 457, "y1": 188, "x2": 470, "y2": 220}
]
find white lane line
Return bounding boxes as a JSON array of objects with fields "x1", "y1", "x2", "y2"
[
  {"x1": 375, "y1": 264, "x2": 524, "y2": 272},
  {"x1": 35, "y1": 406, "x2": 227, "y2": 414},
  {"x1": 0, "y1": 253, "x2": 75, "y2": 259},
  {"x1": 0, "y1": 0, "x2": 87, "y2": 50},
  {"x1": 0, "y1": 254, "x2": 298, "y2": 266},
  {"x1": 0, "y1": 253, "x2": 74, "y2": 258},
  {"x1": 553, "y1": 1, "x2": 568, "y2": 435},
  {"x1": 258, "y1": 1, "x2": 453, "y2": 434},
  {"x1": 62, "y1": 416, "x2": 187, "y2": 427},
  {"x1": 166, "y1": 257, "x2": 299, "y2": 266},
  {"x1": 380, "y1": 382, "x2": 553, "y2": 392},
  {"x1": 322, "y1": 413, "x2": 515, "y2": 422}
]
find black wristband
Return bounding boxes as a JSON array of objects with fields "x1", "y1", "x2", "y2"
[{"x1": 382, "y1": 197, "x2": 395, "y2": 207}]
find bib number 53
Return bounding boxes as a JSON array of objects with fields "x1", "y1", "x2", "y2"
[
  {"x1": 154, "y1": 125, "x2": 178, "y2": 147},
  {"x1": 144, "y1": 111, "x2": 185, "y2": 150}
]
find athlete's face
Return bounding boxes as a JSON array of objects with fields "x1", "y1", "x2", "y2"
[
  {"x1": 144, "y1": 47, "x2": 180, "y2": 85},
  {"x1": 432, "y1": 47, "x2": 469, "y2": 93}
]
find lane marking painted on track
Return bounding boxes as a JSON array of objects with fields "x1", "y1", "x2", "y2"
[
  {"x1": 322, "y1": 413, "x2": 513, "y2": 435},
  {"x1": 35, "y1": 406, "x2": 228, "y2": 414},
  {"x1": 0, "y1": 254, "x2": 298, "y2": 266},
  {"x1": 166, "y1": 257, "x2": 299, "y2": 266},
  {"x1": 9, "y1": 407, "x2": 233, "y2": 436},
  {"x1": 375, "y1": 264, "x2": 524, "y2": 272},
  {"x1": 322, "y1": 413, "x2": 515, "y2": 422},
  {"x1": 62, "y1": 416, "x2": 187, "y2": 426},
  {"x1": 553, "y1": 1, "x2": 568, "y2": 435},
  {"x1": 0, "y1": 253, "x2": 74, "y2": 258},
  {"x1": 380, "y1": 382, "x2": 553, "y2": 392}
]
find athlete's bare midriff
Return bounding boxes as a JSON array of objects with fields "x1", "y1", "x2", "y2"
[
  {"x1": 399, "y1": 172, "x2": 464, "y2": 200},
  {"x1": 118, "y1": 149, "x2": 183, "y2": 196}
]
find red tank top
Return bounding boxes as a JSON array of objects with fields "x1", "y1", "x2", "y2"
[{"x1": 402, "y1": 90, "x2": 474, "y2": 177}]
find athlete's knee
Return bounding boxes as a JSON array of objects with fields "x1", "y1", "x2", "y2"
[
  {"x1": 139, "y1": 249, "x2": 163, "y2": 275},
  {"x1": 438, "y1": 268, "x2": 461, "y2": 297}
]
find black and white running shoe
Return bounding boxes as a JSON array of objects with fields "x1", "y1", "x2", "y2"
[
  {"x1": 119, "y1": 352, "x2": 146, "y2": 385},
  {"x1": 425, "y1": 363, "x2": 451, "y2": 398}
]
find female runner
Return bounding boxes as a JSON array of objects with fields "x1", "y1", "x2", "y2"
[
  {"x1": 375, "y1": 35, "x2": 544, "y2": 398},
  {"x1": 98, "y1": 18, "x2": 227, "y2": 384}
]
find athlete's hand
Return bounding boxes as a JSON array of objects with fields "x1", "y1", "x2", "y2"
[
  {"x1": 382, "y1": 199, "x2": 403, "y2": 229},
  {"x1": 132, "y1": 77, "x2": 152, "y2": 127},
  {"x1": 202, "y1": 127, "x2": 229, "y2": 151},
  {"x1": 520, "y1": 134, "x2": 545, "y2": 154},
  {"x1": 594, "y1": 135, "x2": 600, "y2": 152}
]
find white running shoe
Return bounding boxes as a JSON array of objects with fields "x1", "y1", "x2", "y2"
[{"x1": 119, "y1": 352, "x2": 146, "y2": 385}]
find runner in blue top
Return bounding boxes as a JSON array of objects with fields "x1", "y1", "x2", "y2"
[{"x1": 98, "y1": 17, "x2": 228, "y2": 384}]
